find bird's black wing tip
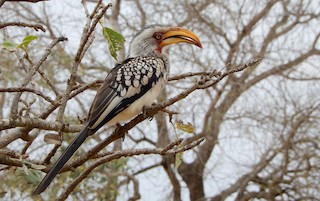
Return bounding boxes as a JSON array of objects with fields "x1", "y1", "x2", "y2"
[
  {"x1": 33, "y1": 181, "x2": 50, "y2": 195},
  {"x1": 32, "y1": 189, "x2": 41, "y2": 196},
  {"x1": 33, "y1": 183, "x2": 48, "y2": 195}
]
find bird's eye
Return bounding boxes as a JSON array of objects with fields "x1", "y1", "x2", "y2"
[{"x1": 153, "y1": 32, "x2": 163, "y2": 40}]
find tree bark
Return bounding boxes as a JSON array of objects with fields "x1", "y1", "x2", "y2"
[{"x1": 179, "y1": 163, "x2": 205, "y2": 200}]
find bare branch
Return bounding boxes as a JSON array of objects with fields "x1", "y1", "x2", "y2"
[
  {"x1": 0, "y1": 155, "x2": 23, "y2": 167},
  {"x1": 0, "y1": 87, "x2": 55, "y2": 104},
  {"x1": 211, "y1": 148, "x2": 278, "y2": 201},
  {"x1": 123, "y1": 173, "x2": 141, "y2": 201},
  {"x1": 0, "y1": 117, "x2": 82, "y2": 134},
  {"x1": 0, "y1": 0, "x2": 5, "y2": 7},
  {"x1": 0, "y1": 21, "x2": 46, "y2": 31},
  {"x1": 168, "y1": 70, "x2": 221, "y2": 82},
  {"x1": 9, "y1": 36, "x2": 67, "y2": 119},
  {"x1": 55, "y1": 3, "x2": 112, "y2": 125},
  {"x1": 211, "y1": 105, "x2": 319, "y2": 201},
  {"x1": 164, "y1": 59, "x2": 261, "y2": 109},
  {"x1": 4, "y1": 0, "x2": 48, "y2": 2},
  {"x1": 57, "y1": 137, "x2": 204, "y2": 200}
]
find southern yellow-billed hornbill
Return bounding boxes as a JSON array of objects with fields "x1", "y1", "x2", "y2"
[{"x1": 33, "y1": 25, "x2": 202, "y2": 195}]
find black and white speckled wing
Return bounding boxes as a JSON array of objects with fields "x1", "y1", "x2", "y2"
[{"x1": 87, "y1": 56, "x2": 168, "y2": 132}]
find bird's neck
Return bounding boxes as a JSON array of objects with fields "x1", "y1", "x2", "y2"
[
  {"x1": 127, "y1": 53, "x2": 170, "y2": 73},
  {"x1": 151, "y1": 54, "x2": 170, "y2": 74}
]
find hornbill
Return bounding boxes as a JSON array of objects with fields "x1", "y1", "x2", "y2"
[{"x1": 33, "y1": 25, "x2": 202, "y2": 195}]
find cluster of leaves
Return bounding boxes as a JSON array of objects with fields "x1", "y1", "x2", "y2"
[
  {"x1": 1, "y1": 26, "x2": 126, "y2": 61},
  {"x1": 1, "y1": 35, "x2": 38, "y2": 52}
]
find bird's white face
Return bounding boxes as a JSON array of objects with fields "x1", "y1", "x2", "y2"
[{"x1": 128, "y1": 25, "x2": 202, "y2": 58}]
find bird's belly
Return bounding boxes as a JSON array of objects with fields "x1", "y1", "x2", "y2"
[{"x1": 106, "y1": 80, "x2": 165, "y2": 126}]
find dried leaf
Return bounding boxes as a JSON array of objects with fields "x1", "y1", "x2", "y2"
[
  {"x1": 175, "y1": 152, "x2": 182, "y2": 169},
  {"x1": 102, "y1": 27, "x2": 125, "y2": 61},
  {"x1": 176, "y1": 120, "x2": 194, "y2": 133},
  {"x1": 44, "y1": 133, "x2": 61, "y2": 145}
]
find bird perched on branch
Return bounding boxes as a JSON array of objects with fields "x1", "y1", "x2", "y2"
[{"x1": 33, "y1": 25, "x2": 202, "y2": 195}]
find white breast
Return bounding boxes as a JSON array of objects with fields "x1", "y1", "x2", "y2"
[{"x1": 106, "y1": 79, "x2": 166, "y2": 126}]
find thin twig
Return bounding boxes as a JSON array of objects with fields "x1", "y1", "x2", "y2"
[
  {"x1": 9, "y1": 36, "x2": 67, "y2": 119},
  {"x1": 21, "y1": 54, "x2": 62, "y2": 97},
  {"x1": 55, "y1": 3, "x2": 111, "y2": 123},
  {"x1": 0, "y1": 22, "x2": 46, "y2": 32},
  {"x1": 3, "y1": 0, "x2": 48, "y2": 2},
  {"x1": 43, "y1": 144, "x2": 60, "y2": 165},
  {"x1": 0, "y1": 118, "x2": 82, "y2": 135},
  {"x1": 0, "y1": 0, "x2": 5, "y2": 7},
  {"x1": 0, "y1": 155, "x2": 23, "y2": 167},
  {"x1": 52, "y1": 2, "x2": 112, "y2": 167},
  {"x1": 168, "y1": 70, "x2": 221, "y2": 82},
  {"x1": 81, "y1": 0, "x2": 90, "y2": 18},
  {"x1": 0, "y1": 149, "x2": 21, "y2": 158},
  {"x1": 0, "y1": 87, "x2": 55, "y2": 104},
  {"x1": 0, "y1": 79, "x2": 101, "y2": 148},
  {"x1": 89, "y1": 0, "x2": 103, "y2": 19},
  {"x1": 160, "y1": 138, "x2": 183, "y2": 154},
  {"x1": 124, "y1": 172, "x2": 141, "y2": 201}
]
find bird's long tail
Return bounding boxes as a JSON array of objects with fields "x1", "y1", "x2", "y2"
[{"x1": 33, "y1": 126, "x2": 90, "y2": 195}]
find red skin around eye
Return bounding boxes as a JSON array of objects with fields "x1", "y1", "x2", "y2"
[{"x1": 153, "y1": 32, "x2": 163, "y2": 53}]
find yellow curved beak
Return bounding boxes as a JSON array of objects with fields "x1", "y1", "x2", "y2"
[{"x1": 160, "y1": 27, "x2": 202, "y2": 48}]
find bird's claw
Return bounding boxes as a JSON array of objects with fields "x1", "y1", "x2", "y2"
[
  {"x1": 142, "y1": 105, "x2": 154, "y2": 120},
  {"x1": 116, "y1": 123, "x2": 127, "y2": 141}
]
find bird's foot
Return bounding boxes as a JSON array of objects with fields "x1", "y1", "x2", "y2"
[
  {"x1": 197, "y1": 70, "x2": 222, "y2": 85},
  {"x1": 77, "y1": 115, "x2": 87, "y2": 124},
  {"x1": 142, "y1": 104, "x2": 156, "y2": 121},
  {"x1": 116, "y1": 123, "x2": 127, "y2": 141}
]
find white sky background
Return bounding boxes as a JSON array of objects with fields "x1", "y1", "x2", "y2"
[{"x1": 1, "y1": 0, "x2": 320, "y2": 201}]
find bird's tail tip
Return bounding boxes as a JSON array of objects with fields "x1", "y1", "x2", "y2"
[{"x1": 32, "y1": 126, "x2": 90, "y2": 195}]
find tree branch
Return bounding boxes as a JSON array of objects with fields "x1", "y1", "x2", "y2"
[
  {"x1": 9, "y1": 36, "x2": 67, "y2": 119},
  {"x1": 0, "y1": 117, "x2": 82, "y2": 133},
  {"x1": 0, "y1": 87, "x2": 55, "y2": 104},
  {"x1": 4, "y1": 0, "x2": 48, "y2": 2},
  {"x1": 0, "y1": 22, "x2": 46, "y2": 32},
  {"x1": 55, "y1": 2, "x2": 112, "y2": 128},
  {"x1": 57, "y1": 137, "x2": 204, "y2": 200}
]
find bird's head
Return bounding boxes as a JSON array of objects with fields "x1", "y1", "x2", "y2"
[{"x1": 128, "y1": 25, "x2": 202, "y2": 58}]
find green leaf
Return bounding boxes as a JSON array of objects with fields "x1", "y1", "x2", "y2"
[
  {"x1": 1, "y1": 36, "x2": 38, "y2": 52},
  {"x1": 25, "y1": 169, "x2": 42, "y2": 185},
  {"x1": 102, "y1": 27, "x2": 125, "y2": 61},
  {"x1": 17, "y1": 165, "x2": 42, "y2": 185},
  {"x1": 1, "y1": 40, "x2": 19, "y2": 52},
  {"x1": 22, "y1": 160, "x2": 46, "y2": 170},
  {"x1": 176, "y1": 120, "x2": 195, "y2": 133},
  {"x1": 18, "y1": 35, "x2": 38, "y2": 51}
]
